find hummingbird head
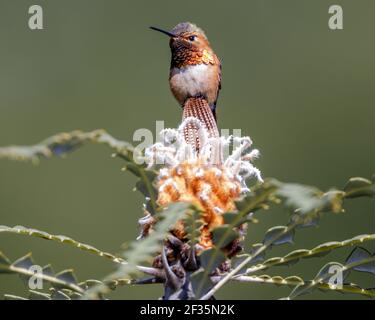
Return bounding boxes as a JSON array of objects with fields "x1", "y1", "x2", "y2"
[{"x1": 150, "y1": 22, "x2": 215, "y2": 68}]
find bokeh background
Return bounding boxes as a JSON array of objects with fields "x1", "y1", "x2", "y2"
[{"x1": 0, "y1": 0, "x2": 374, "y2": 299}]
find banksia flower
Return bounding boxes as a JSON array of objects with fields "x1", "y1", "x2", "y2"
[{"x1": 144, "y1": 117, "x2": 262, "y2": 251}]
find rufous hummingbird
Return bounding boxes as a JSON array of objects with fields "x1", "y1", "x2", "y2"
[{"x1": 150, "y1": 22, "x2": 222, "y2": 125}]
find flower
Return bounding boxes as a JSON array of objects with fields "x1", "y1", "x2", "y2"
[{"x1": 144, "y1": 117, "x2": 262, "y2": 250}]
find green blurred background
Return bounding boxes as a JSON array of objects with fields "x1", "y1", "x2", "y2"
[{"x1": 0, "y1": 0, "x2": 374, "y2": 299}]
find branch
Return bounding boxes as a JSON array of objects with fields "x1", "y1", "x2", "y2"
[
  {"x1": 286, "y1": 255, "x2": 375, "y2": 299},
  {"x1": 0, "y1": 225, "x2": 165, "y2": 280},
  {"x1": 0, "y1": 129, "x2": 136, "y2": 163},
  {"x1": 81, "y1": 203, "x2": 192, "y2": 299},
  {"x1": 199, "y1": 221, "x2": 300, "y2": 300},
  {"x1": 211, "y1": 274, "x2": 375, "y2": 298},
  {"x1": 0, "y1": 252, "x2": 84, "y2": 294},
  {"x1": 0, "y1": 129, "x2": 160, "y2": 215},
  {"x1": 242, "y1": 233, "x2": 375, "y2": 275},
  {"x1": 0, "y1": 225, "x2": 123, "y2": 263}
]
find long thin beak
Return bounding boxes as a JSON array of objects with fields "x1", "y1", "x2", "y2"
[{"x1": 149, "y1": 26, "x2": 176, "y2": 38}]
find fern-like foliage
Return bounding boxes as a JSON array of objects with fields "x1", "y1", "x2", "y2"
[
  {"x1": 0, "y1": 225, "x2": 123, "y2": 263},
  {"x1": 0, "y1": 130, "x2": 374, "y2": 300}
]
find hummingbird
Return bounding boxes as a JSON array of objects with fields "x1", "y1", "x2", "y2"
[{"x1": 150, "y1": 22, "x2": 221, "y2": 144}]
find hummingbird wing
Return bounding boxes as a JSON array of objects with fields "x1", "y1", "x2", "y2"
[{"x1": 210, "y1": 60, "x2": 222, "y2": 122}]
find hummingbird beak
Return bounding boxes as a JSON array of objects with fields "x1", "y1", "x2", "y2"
[{"x1": 149, "y1": 26, "x2": 176, "y2": 38}]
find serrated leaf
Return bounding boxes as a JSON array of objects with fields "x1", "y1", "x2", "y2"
[
  {"x1": 51, "y1": 290, "x2": 71, "y2": 300},
  {"x1": 3, "y1": 294, "x2": 28, "y2": 300},
  {"x1": 0, "y1": 130, "x2": 158, "y2": 213},
  {"x1": 135, "y1": 171, "x2": 158, "y2": 215},
  {"x1": 252, "y1": 234, "x2": 375, "y2": 273},
  {"x1": 346, "y1": 247, "x2": 375, "y2": 276},
  {"x1": 12, "y1": 253, "x2": 36, "y2": 286},
  {"x1": 234, "y1": 180, "x2": 278, "y2": 215},
  {"x1": 183, "y1": 208, "x2": 204, "y2": 247},
  {"x1": 283, "y1": 249, "x2": 310, "y2": 261},
  {"x1": 315, "y1": 262, "x2": 348, "y2": 283},
  {"x1": 42, "y1": 265, "x2": 54, "y2": 278},
  {"x1": 82, "y1": 202, "x2": 191, "y2": 299},
  {"x1": 284, "y1": 276, "x2": 305, "y2": 286},
  {"x1": 12, "y1": 253, "x2": 35, "y2": 270},
  {"x1": 288, "y1": 281, "x2": 316, "y2": 298},
  {"x1": 123, "y1": 202, "x2": 190, "y2": 267},
  {"x1": 290, "y1": 212, "x2": 320, "y2": 228},
  {"x1": 0, "y1": 129, "x2": 135, "y2": 165},
  {"x1": 312, "y1": 242, "x2": 341, "y2": 256},
  {"x1": 55, "y1": 269, "x2": 78, "y2": 288},
  {"x1": 263, "y1": 226, "x2": 294, "y2": 246},
  {"x1": 0, "y1": 251, "x2": 84, "y2": 294},
  {"x1": 28, "y1": 290, "x2": 51, "y2": 300},
  {"x1": 0, "y1": 225, "x2": 122, "y2": 264},
  {"x1": 263, "y1": 256, "x2": 295, "y2": 267}
]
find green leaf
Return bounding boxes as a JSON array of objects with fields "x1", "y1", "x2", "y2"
[
  {"x1": 222, "y1": 212, "x2": 256, "y2": 226},
  {"x1": 12, "y1": 253, "x2": 36, "y2": 285},
  {"x1": 211, "y1": 226, "x2": 239, "y2": 248},
  {"x1": 191, "y1": 270, "x2": 214, "y2": 298},
  {"x1": 54, "y1": 270, "x2": 79, "y2": 289},
  {"x1": 286, "y1": 247, "x2": 375, "y2": 299},
  {"x1": 229, "y1": 273, "x2": 375, "y2": 298},
  {"x1": 344, "y1": 177, "x2": 375, "y2": 198},
  {"x1": 231, "y1": 254, "x2": 251, "y2": 273},
  {"x1": 287, "y1": 280, "x2": 315, "y2": 298},
  {"x1": 0, "y1": 251, "x2": 11, "y2": 273},
  {"x1": 191, "y1": 182, "x2": 279, "y2": 299},
  {"x1": 183, "y1": 207, "x2": 204, "y2": 247},
  {"x1": 263, "y1": 226, "x2": 294, "y2": 246},
  {"x1": 0, "y1": 251, "x2": 84, "y2": 294},
  {"x1": 191, "y1": 249, "x2": 226, "y2": 299},
  {"x1": 346, "y1": 247, "x2": 375, "y2": 276},
  {"x1": 123, "y1": 202, "x2": 190, "y2": 267},
  {"x1": 234, "y1": 179, "x2": 279, "y2": 215},
  {"x1": 28, "y1": 290, "x2": 51, "y2": 300},
  {"x1": 0, "y1": 130, "x2": 159, "y2": 214},
  {"x1": 82, "y1": 202, "x2": 191, "y2": 299},
  {"x1": 4, "y1": 294, "x2": 28, "y2": 300},
  {"x1": 51, "y1": 290, "x2": 71, "y2": 300},
  {"x1": 133, "y1": 169, "x2": 158, "y2": 215},
  {"x1": 42, "y1": 264, "x2": 54, "y2": 278},
  {"x1": 196, "y1": 180, "x2": 280, "y2": 299},
  {"x1": 248, "y1": 243, "x2": 265, "y2": 264},
  {"x1": 236, "y1": 274, "x2": 305, "y2": 287},
  {"x1": 246, "y1": 234, "x2": 375, "y2": 274},
  {"x1": 0, "y1": 129, "x2": 132, "y2": 163},
  {"x1": 199, "y1": 248, "x2": 226, "y2": 273},
  {"x1": 0, "y1": 225, "x2": 123, "y2": 264},
  {"x1": 12, "y1": 253, "x2": 35, "y2": 270}
]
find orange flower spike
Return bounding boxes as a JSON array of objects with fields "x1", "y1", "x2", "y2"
[{"x1": 146, "y1": 117, "x2": 262, "y2": 249}]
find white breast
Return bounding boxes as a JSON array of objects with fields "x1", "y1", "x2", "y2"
[{"x1": 170, "y1": 64, "x2": 212, "y2": 104}]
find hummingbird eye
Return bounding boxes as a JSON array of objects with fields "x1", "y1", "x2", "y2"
[{"x1": 188, "y1": 35, "x2": 197, "y2": 41}]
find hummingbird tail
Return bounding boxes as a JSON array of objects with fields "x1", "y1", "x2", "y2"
[{"x1": 182, "y1": 97, "x2": 219, "y2": 153}]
